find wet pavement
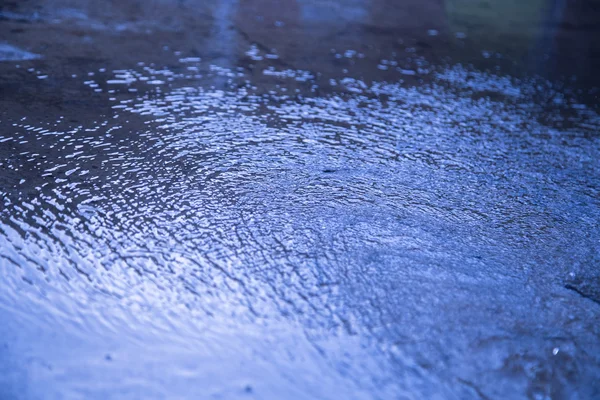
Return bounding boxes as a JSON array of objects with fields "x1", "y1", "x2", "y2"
[{"x1": 1, "y1": 1, "x2": 600, "y2": 399}]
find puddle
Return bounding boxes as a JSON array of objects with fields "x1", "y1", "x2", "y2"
[{"x1": 1, "y1": 1, "x2": 600, "y2": 397}]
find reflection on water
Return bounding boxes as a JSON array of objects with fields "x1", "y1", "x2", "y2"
[
  {"x1": 2, "y1": 54, "x2": 600, "y2": 398},
  {"x1": 1, "y1": 0, "x2": 600, "y2": 399}
]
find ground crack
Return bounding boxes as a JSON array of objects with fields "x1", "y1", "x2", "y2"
[{"x1": 565, "y1": 283, "x2": 600, "y2": 306}]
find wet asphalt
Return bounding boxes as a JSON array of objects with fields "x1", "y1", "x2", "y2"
[{"x1": 1, "y1": 1, "x2": 600, "y2": 399}]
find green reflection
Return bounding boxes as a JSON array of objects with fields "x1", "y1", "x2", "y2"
[{"x1": 446, "y1": 0, "x2": 548, "y2": 58}]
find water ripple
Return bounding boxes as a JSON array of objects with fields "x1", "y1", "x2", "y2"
[{"x1": 1, "y1": 58, "x2": 599, "y2": 398}]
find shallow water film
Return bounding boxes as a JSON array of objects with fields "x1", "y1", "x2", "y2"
[{"x1": 1, "y1": 1, "x2": 600, "y2": 399}]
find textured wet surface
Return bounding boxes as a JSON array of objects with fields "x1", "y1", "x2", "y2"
[{"x1": 1, "y1": 1, "x2": 600, "y2": 399}]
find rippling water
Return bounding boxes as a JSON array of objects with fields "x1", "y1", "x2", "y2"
[{"x1": 1, "y1": 48, "x2": 600, "y2": 399}]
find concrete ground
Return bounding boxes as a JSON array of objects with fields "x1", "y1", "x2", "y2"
[{"x1": 1, "y1": 1, "x2": 599, "y2": 399}]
